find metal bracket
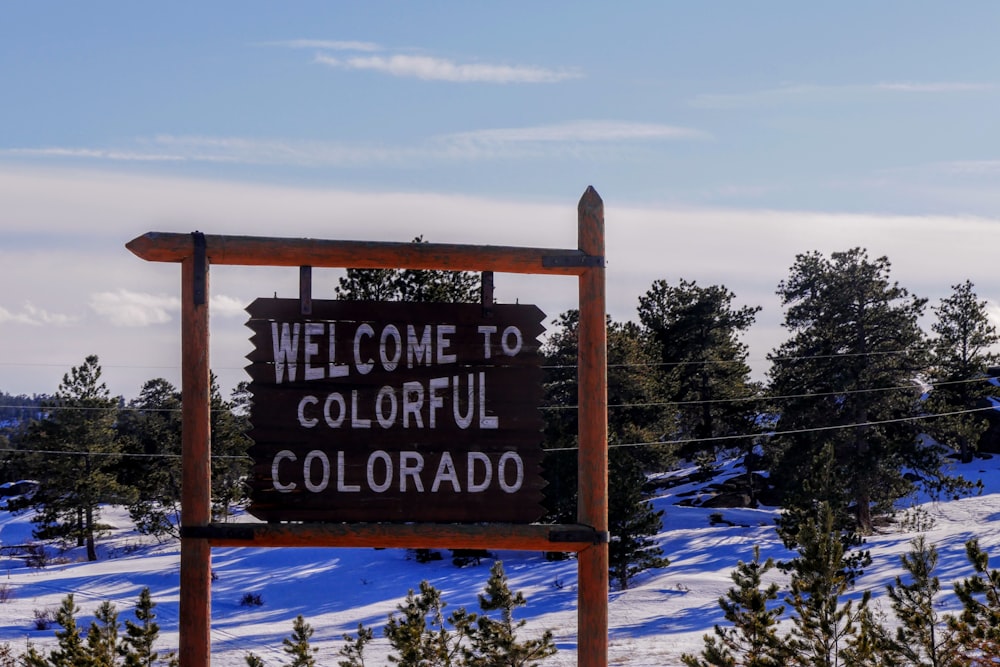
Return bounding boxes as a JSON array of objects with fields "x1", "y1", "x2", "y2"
[
  {"x1": 481, "y1": 270, "x2": 494, "y2": 317},
  {"x1": 191, "y1": 231, "x2": 206, "y2": 306},
  {"x1": 548, "y1": 527, "x2": 610, "y2": 544},
  {"x1": 542, "y1": 254, "x2": 605, "y2": 268},
  {"x1": 300, "y1": 266, "x2": 313, "y2": 315}
]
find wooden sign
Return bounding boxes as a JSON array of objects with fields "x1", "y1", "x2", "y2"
[{"x1": 244, "y1": 298, "x2": 546, "y2": 523}]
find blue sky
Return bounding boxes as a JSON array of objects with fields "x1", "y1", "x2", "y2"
[{"x1": 3, "y1": 3, "x2": 1000, "y2": 397}]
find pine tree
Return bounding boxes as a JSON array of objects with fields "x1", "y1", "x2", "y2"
[
  {"x1": 47, "y1": 594, "x2": 87, "y2": 667},
  {"x1": 85, "y1": 600, "x2": 120, "y2": 667},
  {"x1": 384, "y1": 581, "x2": 466, "y2": 667},
  {"x1": 638, "y1": 279, "x2": 762, "y2": 465},
  {"x1": 281, "y1": 615, "x2": 317, "y2": 667},
  {"x1": 116, "y1": 378, "x2": 182, "y2": 539},
  {"x1": 121, "y1": 587, "x2": 161, "y2": 667},
  {"x1": 947, "y1": 538, "x2": 1000, "y2": 662},
  {"x1": 210, "y1": 375, "x2": 252, "y2": 520},
  {"x1": 20, "y1": 355, "x2": 124, "y2": 560},
  {"x1": 926, "y1": 280, "x2": 1000, "y2": 464},
  {"x1": 336, "y1": 236, "x2": 479, "y2": 304},
  {"x1": 463, "y1": 561, "x2": 557, "y2": 667},
  {"x1": 338, "y1": 623, "x2": 374, "y2": 667},
  {"x1": 608, "y1": 449, "x2": 669, "y2": 590},
  {"x1": 767, "y1": 248, "x2": 929, "y2": 535},
  {"x1": 540, "y1": 310, "x2": 670, "y2": 584},
  {"x1": 682, "y1": 546, "x2": 786, "y2": 667},
  {"x1": 885, "y1": 536, "x2": 962, "y2": 666},
  {"x1": 784, "y1": 502, "x2": 871, "y2": 667}
]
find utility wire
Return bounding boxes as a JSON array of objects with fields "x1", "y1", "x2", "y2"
[{"x1": 544, "y1": 404, "x2": 999, "y2": 453}]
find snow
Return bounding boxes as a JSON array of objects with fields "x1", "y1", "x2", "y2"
[{"x1": 0, "y1": 457, "x2": 998, "y2": 665}]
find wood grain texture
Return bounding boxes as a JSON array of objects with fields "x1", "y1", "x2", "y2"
[{"x1": 127, "y1": 232, "x2": 599, "y2": 275}]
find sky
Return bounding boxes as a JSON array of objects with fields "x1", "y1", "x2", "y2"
[{"x1": 3, "y1": 2, "x2": 1000, "y2": 399}]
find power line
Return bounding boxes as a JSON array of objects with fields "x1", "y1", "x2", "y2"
[{"x1": 544, "y1": 404, "x2": 999, "y2": 453}]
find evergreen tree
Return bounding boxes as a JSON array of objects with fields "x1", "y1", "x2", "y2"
[
  {"x1": 682, "y1": 546, "x2": 786, "y2": 667},
  {"x1": 784, "y1": 502, "x2": 871, "y2": 667},
  {"x1": 767, "y1": 248, "x2": 929, "y2": 535},
  {"x1": 116, "y1": 379, "x2": 182, "y2": 539},
  {"x1": 282, "y1": 615, "x2": 317, "y2": 667},
  {"x1": 335, "y1": 236, "x2": 479, "y2": 304},
  {"x1": 463, "y1": 561, "x2": 557, "y2": 667},
  {"x1": 19, "y1": 355, "x2": 125, "y2": 560},
  {"x1": 121, "y1": 587, "x2": 162, "y2": 667},
  {"x1": 947, "y1": 538, "x2": 1000, "y2": 662},
  {"x1": 384, "y1": 581, "x2": 467, "y2": 667},
  {"x1": 926, "y1": 280, "x2": 1000, "y2": 464},
  {"x1": 210, "y1": 375, "x2": 252, "y2": 520},
  {"x1": 885, "y1": 535, "x2": 962, "y2": 667},
  {"x1": 47, "y1": 594, "x2": 87, "y2": 667},
  {"x1": 85, "y1": 600, "x2": 120, "y2": 667},
  {"x1": 338, "y1": 623, "x2": 374, "y2": 667},
  {"x1": 638, "y1": 279, "x2": 762, "y2": 466},
  {"x1": 607, "y1": 449, "x2": 669, "y2": 590}
]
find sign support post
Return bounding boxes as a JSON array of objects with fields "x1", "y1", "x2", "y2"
[
  {"x1": 577, "y1": 188, "x2": 608, "y2": 666},
  {"x1": 179, "y1": 238, "x2": 212, "y2": 667},
  {"x1": 128, "y1": 188, "x2": 609, "y2": 667}
]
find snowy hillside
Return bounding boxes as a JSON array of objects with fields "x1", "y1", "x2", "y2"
[{"x1": 0, "y1": 456, "x2": 997, "y2": 665}]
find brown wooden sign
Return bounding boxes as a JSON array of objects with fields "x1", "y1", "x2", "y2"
[{"x1": 245, "y1": 298, "x2": 546, "y2": 523}]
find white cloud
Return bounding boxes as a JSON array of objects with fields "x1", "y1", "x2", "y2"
[
  {"x1": 263, "y1": 39, "x2": 381, "y2": 52},
  {"x1": 314, "y1": 53, "x2": 581, "y2": 83},
  {"x1": 0, "y1": 120, "x2": 700, "y2": 168},
  {"x1": 0, "y1": 302, "x2": 76, "y2": 326},
  {"x1": 89, "y1": 290, "x2": 179, "y2": 327},
  {"x1": 444, "y1": 120, "x2": 708, "y2": 144},
  {"x1": 690, "y1": 81, "x2": 996, "y2": 108},
  {"x1": 874, "y1": 81, "x2": 995, "y2": 93},
  {"x1": 211, "y1": 294, "x2": 249, "y2": 318}
]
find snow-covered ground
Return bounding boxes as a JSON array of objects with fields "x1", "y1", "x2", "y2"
[{"x1": 0, "y1": 455, "x2": 996, "y2": 665}]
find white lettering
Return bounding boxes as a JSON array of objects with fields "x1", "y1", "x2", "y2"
[
  {"x1": 337, "y1": 451, "x2": 360, "y2": 492},
  {"x1": 354, "y1": 323, "x2": 375, "y2": 375},
  {"x1": 380, "y1": 325, "x2": 402, "y2": 371},
  {"x1": 367, "y1": 451, "x2": 392, "y2": 492},
  {"x1": 478, "y1": 325, "x2": 497, "y2": 359},
  {"x1": 328, "y1": 323, "x2": 349, "y2": 378},
  {"x1": 297, "y1": 395, "x2": 318, "y2": 428},
  {"x1": 399, "y1": 452, "x2": 425, "y2": 492},
  {"x1": 304, "y1": 322, "x2": 325, "y2": 381},
  {"x1": 323, "y1": 393, "x2": 346, "y2": 428},
  {"x1": 303, "y1": 450, "x2": 330, "y2": 492},
  {"x1": 428, "y1": 376, "x2": 449, "y2": 428},
  {"x1": 375, "y1": 386, "x2": 398, "y2": 428},
  {"x1": 431, "y1": 452, "x2": 461, "y2": 492},
  {"x1": 497, "y1": 452, "x2": 524, "y2": 493},
  {"x1": 453, "y1": 374, "x2": 474, "y2": 429},
  {"x1": 272, "y1": 450, "x2": 297, "y2": 492},
  {"x1": 437, "y1": 324, "x2": 457, "y2": 364},
  {"x1": 271, "y1": 322, "x2": 300, "y2": 383},
  {"x1": 407, "y1": 325, "x2": 432, "y2": 367},
  {"x1": 501, "y1": 325, "x2": 523, "y2": 356},
  {"x1": 402, "y1": 381, "x2": 424, "y2": 428},
  {"x1": 478, "y1": 372, "x2": 498, "y2": 429},
  {"x1": 351, "y1": 390, "x2": 371, "y2": 429},
  {"x1": 467, "y1": 452, "x2": 492, "y2": 492}
]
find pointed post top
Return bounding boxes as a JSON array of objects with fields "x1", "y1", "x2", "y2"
[{"x1": 578, "y1": 186, "x2": 604, "y2": 257}]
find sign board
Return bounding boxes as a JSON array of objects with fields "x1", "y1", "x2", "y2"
[{"x1": 244, "y1": 298, "x2": 546, "y2": 523}]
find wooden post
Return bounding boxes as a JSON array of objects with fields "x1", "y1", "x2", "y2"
[
  {"x1": 576, "y1": 186, "x2": 608, "y2": 666},
  {"x1": 179, "y1": 237, "x2": 212, "y2": 667}
]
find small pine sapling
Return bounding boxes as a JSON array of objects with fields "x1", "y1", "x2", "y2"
[
  {"x1": 682, "y1": 545, "x2": 786, "y2": 667},
  {"x1": 282, "y1": 615, "x2": 317, "y2": 667}
]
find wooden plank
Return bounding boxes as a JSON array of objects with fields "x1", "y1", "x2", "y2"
[
  {"x1": 179, "y1": 252, "x2": 212, "y2": 667},
  {"x1": 194, "y1": 521, "x2": 603, "y2": 552},
  {"x1": 127, "y1": 232, "x2": 599, "y2": 276},
  {"x1": 576, "y1": 186, "x2": 609, "y2": 667}
]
